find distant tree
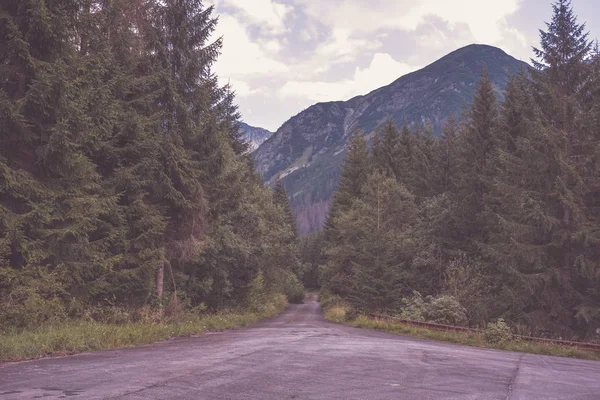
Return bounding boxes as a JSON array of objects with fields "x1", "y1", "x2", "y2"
[
  {"x1": 532, "y1": 0, "x2": 593, "y2": 131},
  {"x1": 322, "y1": 130, "x2": 370, "y2": 241},
  {"x1": 450, "y1": 70, "x2": 499, "y2": 255},
  {"x1": 321, "y1": 130, "x2": 370, "y2": 292},
  {"x1": 329, "y1": 171, "x2": 418, "y2": 311},
  {"x1": 371, "y1": 120, "x2": 400, "y2": 178},
  {"x1": 273, "y1": 177, "x2": 297, "y2": 237}
]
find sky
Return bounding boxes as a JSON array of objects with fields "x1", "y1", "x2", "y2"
[{"x1": 206, "y1": 0, "x2": 600, "y2": 132}]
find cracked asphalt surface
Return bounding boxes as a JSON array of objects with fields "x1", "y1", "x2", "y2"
[{"x1": 1, "y1": 295, "x2": 600, "y2": 399}]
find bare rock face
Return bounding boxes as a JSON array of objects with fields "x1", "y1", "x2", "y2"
[
  {"x1": 254, "y1": 44, "x2": 529, "y2": 235},
  {"x1": 239, "y1": 122, "x2": 273, "y2": 152}
]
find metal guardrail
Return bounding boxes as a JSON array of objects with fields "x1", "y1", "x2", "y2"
[{"x1": 368, "y1": 313, "x2": 600, "y2": 352}]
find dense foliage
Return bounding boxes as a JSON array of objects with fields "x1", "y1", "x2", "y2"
[
  {"x1": 0, "y1": 0, "x2": 301, "y2": 329},
  {"x1": 320, "y1": 0, "x2": 600, "y2": 340}
]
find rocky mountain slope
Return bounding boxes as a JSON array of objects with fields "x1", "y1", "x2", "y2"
[
  {"x1": 254, "y1": 44, "x2": 530, "y2": 234},
  {"x1": 239, "y1": 122, "x2": 273, "y2": 152}
]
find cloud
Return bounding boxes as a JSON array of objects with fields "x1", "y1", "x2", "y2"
[
  {"x1": 294, "y1": 0, "x2": 521, "y2": 44},
  {"x1": 212, "y1": 15, "x2": 288, "y2": 85},
  {"x1": 206, "y1": 0, "x2": 536, "y2": 131},
  {"x1": 211, "y1": 0, "x2": 293, "y2": 34},
  {"x1": 314, "y1": 28, "x2": 382, "y2": 59},
  {"x1": 280, "y1": 53, "x2": 413, "y2": 102}
]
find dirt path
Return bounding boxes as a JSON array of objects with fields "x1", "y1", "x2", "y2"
[{"x1": 1, "y1": 297, "x2": 599, "y2": 399}]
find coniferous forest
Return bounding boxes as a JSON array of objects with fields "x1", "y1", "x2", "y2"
[
  {"x1": 1, "y1": 0, "x2": 600, "y2": 345},
  {"x1": 0, "y1": 0, "x2": 301, "y2": 329},
  {"x1": 315, "y1": 1, "x2": 600, "y2": 340}
]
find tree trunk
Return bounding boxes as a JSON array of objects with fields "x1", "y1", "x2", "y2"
[{"x1": 156, "y1": 263, "x2": 164, "y2": 299}]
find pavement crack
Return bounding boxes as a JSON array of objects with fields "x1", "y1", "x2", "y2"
[{"x1": 505, "y1": 354, "x2": 524, "y2": 400}]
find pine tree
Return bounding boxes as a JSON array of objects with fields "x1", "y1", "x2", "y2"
[
  {"x1": 451, "y1": 70, "x2": 499, "y2": 253},
  {"x1": 410, "y1": 124, "x2": 438, "y2": 199},
  {"x1": 437, "y1": 115, "x2": 460, "y2": 193},
  {"x1": 329, "y1": 171, "x2": 418, "y2": 312},
  {"x1": 1, "y1": 0, "x2": 305, "y2": 326},
  {"x1": 484, "y1": 0, "x2": 598, "y2": 337},
  {"x1": 396, "y1": 124, "x2": 416, "y2": 190},
  {"x1": 298, "y1": 231, "x2": 324, "y2": 289},
  {"x1": 273, "y1": 177, "x2": 297, "y2": 236},
  {"x1": 0, "y1": 0, "x2": 125, "y2": 319},
  {"x1": 322, "y1": 130, "x2": 369, "y2": 240},
  {"x1": 532, "y1": 0, "x2": 593, "y2": 132},
  {"x1": 371, "y1": 120, "x2": 400, "y2": 178},
  {"x1": 497, "y1": 72, "x2": 537, "y2": 153},
  {"x1": 321, "y1": 130, "x2": 370, "y2": 293}
]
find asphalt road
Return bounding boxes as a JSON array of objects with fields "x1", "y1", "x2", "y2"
[{"x1": 1, "y1": 296, "x2": 600, "y2": 400}]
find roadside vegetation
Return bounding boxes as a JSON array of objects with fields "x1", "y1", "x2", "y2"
[
  {"x1": 0, "y1": 294, "x2": 287, "y2": 362},
  {"x1": 1, "y1": 0, "x2": 305, "y2": 363},
  {"x1": 314, "y1": 0, "x2": 600, "y2": 344},
  {"x1": 320, "y1": 293, "x2": 600, "y2": 361}
]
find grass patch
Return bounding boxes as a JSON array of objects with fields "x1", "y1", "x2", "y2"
[
  {"x1": 324, "y1": 305, "x2": 348, "y2": 323},
  {"x1": 323, "y1": 304, "x2": 600, "y2": 361},
  {"x1": 0, "y1": 294, "x2": 287, "y2": 362}
]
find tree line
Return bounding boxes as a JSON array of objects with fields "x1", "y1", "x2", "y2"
[
  {"x1": 314, "y1": 0, "x2": 600, "y2": 339},
  {"x1": 0, "y1": 0, "x2": 301, "y2": 328}
]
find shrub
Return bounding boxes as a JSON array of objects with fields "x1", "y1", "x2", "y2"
[
  {"x1": 163, "y1": 294, "x2": 184, "y2": 322},
  {"x1": 485, "y1": 318, "x2": 512, "y2": 344},
  {"x1": 318, "y1": 289, "x2": 343, "y2": 310},
  {"x1": 345, "y1": 307, "x2": 360, "y2": 321},
  {"x1": 324, "y1": 305, "x2": 347, "y2": 323},
  {"x1": 247, "y1": 271, "x2": 268, "y2": 312},
  {"x1": 401, "y1": 292, "x2": 468, "y2": 326},
  {"x1": 443, "y1": 253, "x2": 490, "y2": 325},
  {"x1": 284, "y1": 273, "x2": 305, "y2": 304},
  {"x1": 0, "y1": 267, "x2": 67, "y2": 330}
]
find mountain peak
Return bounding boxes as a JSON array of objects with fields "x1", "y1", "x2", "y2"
[
  {"x1": 254, "y1": 45, "x2": 529, "y2": 234},
  {"x1": 239, "y1": 122, "x2": 273, "y2": 152}
]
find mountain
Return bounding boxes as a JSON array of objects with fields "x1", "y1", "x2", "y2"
[
  {"x1": 239, "y1": 122, "x2": 273, "y2": 152},
  {"x1": 254, "y1": 44, "x2": 530, "y2": 235}
]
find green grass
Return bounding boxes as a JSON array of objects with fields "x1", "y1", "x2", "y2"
[
  {"x1": 0, "y1": 295, "x2": 287, "y2": 362},
  {"x1": 324, "y1": 304, "x2": 600, "y2": 361}
]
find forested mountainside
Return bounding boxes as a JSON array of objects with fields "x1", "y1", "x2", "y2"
[
  {"x1": 0, "y1": 0, "x2": 302, "y2": 329},
  {"x1": 239, "y1": 122, "x2": 273, "y2": 152},
  {"x1": 307, "y1": 0, "x2": 600, "y2": 340},
  {"x1": 254, "y1": 44, "x2": 528, "y2": 234}
]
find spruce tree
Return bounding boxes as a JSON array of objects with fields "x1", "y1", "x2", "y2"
[
  {"x1": 371, "y1": 120, "x2": 400, "y2": 178},
  {"x1": 0, "y1": 0, "x2": 124, "y2": 318},
  {"x1": 322, "y1": 130, "x2": 369, "y2": 240},
  {"x1": 451, "y1": 70, "x2": 499, "y2": 253},
  {"x1": 273, "y1": 177, "x2": 297, "y2": 236},
  {"x1": 437, "y1": 115, "x2": 460, "y2": 193},
  {"x1": 532, "y1": 0, "x2": 592, "y2": 132},
  {"x1": 329, "y1": 171, "x2": 418, "y2": 312},
  {"x1": 321, "y1": 130, "x2": 370, "y2": 293},
  {"x1": 485, "y1": 0, "x2": 598, "y2": 337}
]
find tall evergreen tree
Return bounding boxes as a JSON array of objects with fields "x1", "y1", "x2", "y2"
[
  {"x1": 331, "y1": 171, "x2": 418, "y2": 312},
  {"x1": 532, "y1": 0, "x2": 593, "y2": 132},
  {"x1": 371, "y1": 120, "x2": 400, "y2": 178},
  {"x1": 322, "y1": 130, "x2": 370, "y2": 239},
  {"x1": 321, "y1": 130, "x2": 370, "y2": 293},
  {"x1": 273, "y1": 177, "x2": 297, "y2": 236},
  {"x1": 0, "y1": 0, "x2": 304, "y2": 327},
  {"x1": 485, "y1": 0, "x2": 598, "y2": 337},
  {"x1": 451, "y1": 70, "x2": 499, "y2": 253}
]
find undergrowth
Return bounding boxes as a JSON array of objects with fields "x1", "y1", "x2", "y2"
[
  {"x1": 321, "y1": 299, "x2": 600, "y2": 361},
  {"x1": 0, "y1": 294, "x2": 287, "y2": 362}
]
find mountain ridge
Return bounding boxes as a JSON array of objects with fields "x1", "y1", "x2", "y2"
[
  {"x1": 254, "y1": 44, "x2": 530, "y2": 234},
  {"x1": 239, "y1": 122, "x2": 273, "y2": 152}
]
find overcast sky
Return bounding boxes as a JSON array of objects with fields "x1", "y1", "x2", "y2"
[{"x1": 206, "y1": 0, "x2": 600, "y2": 132}]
